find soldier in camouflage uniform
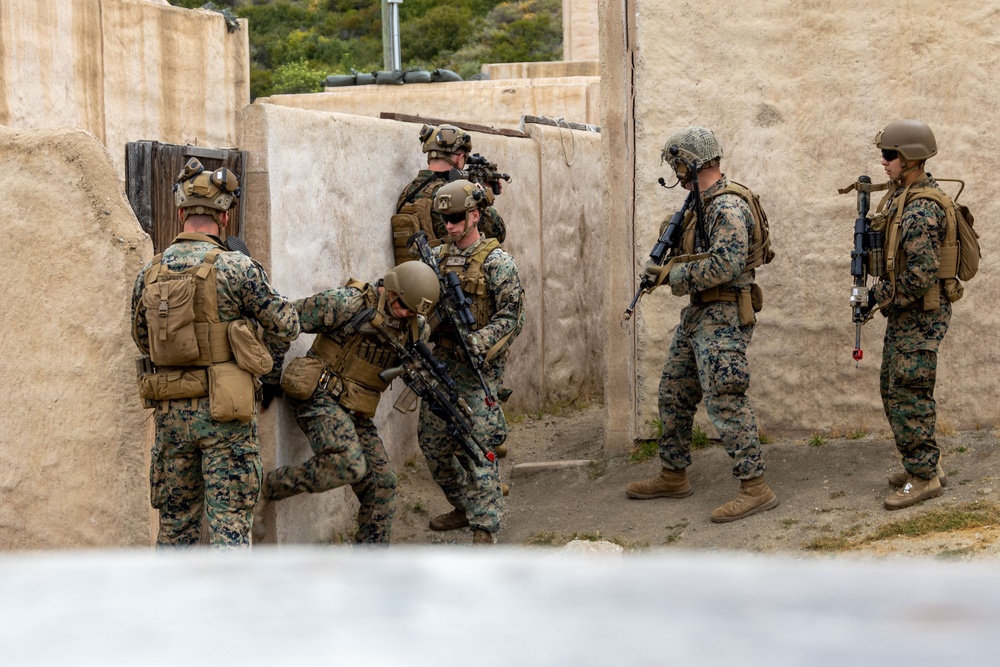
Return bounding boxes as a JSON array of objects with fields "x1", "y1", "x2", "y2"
[
  {"x1": 392, "y1": 124, "x2": 506, "y2": 266},
  {"x1": 418, "y1": 180, "x2": 524, "y2": 544},
  {"x1": 131, "y1": 158, "x2": 300, "y2": 548},
  {"x1": 254, "y1": 262, "x2": 440, "y2": 544},
  {"x1": 625, "y1": 127, "x2": 778, "y2": 523},
  {"x1": 862, "y1": 120, "x2": 950, "y2": 510}
]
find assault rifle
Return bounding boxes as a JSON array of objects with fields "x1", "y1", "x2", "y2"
[
  {"x1": 621, "y1": 145, "x2": 707, "y2": 324},
  {"x1": 843, "y1": 175, "x2": 883, "y2": 366},
  {"x1": 454, "y1": 153, "x2": 511, "y2": 196},
  {"x1": 408, "y1": 230, "x2": 498, "y2": 406},
  {"x1": 621, "y1": 192, "x2": 693, "y2": 323},
  {"x1": 379, "y1": 339, "x2": 495, "y2": 466}
]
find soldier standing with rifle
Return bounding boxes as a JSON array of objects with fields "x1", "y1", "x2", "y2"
[
  {"x1": 414, "y1": 180, "x2": 524, "y2": 544},
  {"x1": 624, "y1": 127, "x2": 778, "y2": 523},
  {"x1": 391, "y1": 124, "x2": 507, "y2": 266},
  {"x1": 253, "y1": 262, "x2": 441, "y2": 544}
]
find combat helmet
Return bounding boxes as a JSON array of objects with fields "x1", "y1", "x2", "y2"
[
  {"x1": 661, "y1": 126, "x2": 723, "y2": 182},
  {"x1": 874, "y1": 119, "x2": 937, "y2": 161},
  {"x1": 383, "y1": 261, "x2": 440, "y2": 316},
  {"x1": 433, "y1": 179, "x2": 486, "y2": 215},
  {"x1": 420, "y1": 124, "x2": 473, "y2": 159},
  {"x1": 173, "y1": 158, "x2": 241, "y2": 221}
]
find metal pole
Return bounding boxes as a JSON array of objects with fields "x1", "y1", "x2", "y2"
[{"x1": 387, "y1": 0, "x2": 402, "y2": 71}]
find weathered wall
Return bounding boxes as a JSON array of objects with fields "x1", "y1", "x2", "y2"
[
  {"x1": 482, "y1": 61, "x2": 599, "y2": 80},
  {"x1": 0, "y1": 125, "x2": 153, "y2": 549},
  {"x1": 266, "y1": 77, "x2": 601, "y2": 130},
  {"x1": 239, "y1": 103, "x2": 602, "y2": 543},
  {"x1": 564, "y1": 0, "x2": 600, "y2": 61},
  {"x1": 603, "y1": 0, "x2": 1000, "y2": 451},
  {"x1": 0, "y1": 0, "x2": 248, "y2": 177}
]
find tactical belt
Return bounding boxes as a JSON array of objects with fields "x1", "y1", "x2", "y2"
[{"x1": 690, "y1": 287, "x2": 740, "y2": 305}]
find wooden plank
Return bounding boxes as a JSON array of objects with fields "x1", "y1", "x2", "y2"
[
  {"x1": 511, "y1": 460, "x2": 597, "y2": 476},
  {"x1": 124, "y1": 141, "x2": 155, "y2": 234},
  {"x1": 521, "y1": 115, "x2": 601, "y2": 133},
  {"x1": 379, "y1": 112, "x2": 529, "y2": 138}
]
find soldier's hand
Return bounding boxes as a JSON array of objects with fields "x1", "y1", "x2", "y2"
[
  {"x1": 261, "y1": 383, "x2": 283, "y2": 410},
  {"x1": 642, "y1": 260, "x2": 670, "y2": 289},
  {"x1": 468, "y1": 333, "x2": 486, "y2": 358}
]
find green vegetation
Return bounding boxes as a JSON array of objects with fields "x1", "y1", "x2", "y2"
[
  {"x1": 808, "y1": 433, "x2": 826, "y2": 447},
  {"x1": 846, "y1": 428, "x2": 867, "y2": 440},
  {"x1": 169, "y1": 0, "x2": 562, "y2": 99},
  {"x1": 804, "y1": 502, "x2": 1000, "y2": 553}
]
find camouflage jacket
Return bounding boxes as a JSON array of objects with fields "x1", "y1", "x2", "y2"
[
  {"x1": 870, "y1": 175, "x2": 947, "y2": 312},
  {"x1": 432, "y1": 238, "x2": 524, "y2": 365},
  {"x1": 670, "y1": 176, "x2": 756, "y2": 294},
  {"x1": 397, "y1": 169, "x2": 507, "y2": 243},
  {"x1": 131, "y1": 233, "x2": 300, "y2": 385}
]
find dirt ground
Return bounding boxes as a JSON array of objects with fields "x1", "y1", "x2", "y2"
[{"x1": 392, "y1": 403, "x2": 1000, "y2": 558}]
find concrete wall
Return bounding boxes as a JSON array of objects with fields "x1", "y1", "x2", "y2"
[
  {"x1": 239, "y1": 103, "x2": 603, "y2": 543},
  {"x1": 564, "y1": 0, "x2": 600, "y2": 61},
  {"x1": 0, "y1": 0, "x2": 248, "y2": 177},
  {"x1": 267, "y1": 77, "x2": 602, "y2": 130},
  {"x1": 0, "y1": 125, "x2": 153, "y2": 549},
  {"x1": 602, "y1": 0, "x2": 1000, "y2": 452}
]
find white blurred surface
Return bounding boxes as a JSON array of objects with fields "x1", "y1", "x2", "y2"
[{"x1": 2, "y1": 546, "x2": 999, "y2": 666}]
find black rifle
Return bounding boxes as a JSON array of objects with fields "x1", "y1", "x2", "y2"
[
  {"x1": 621, "y1": 190, "x2": 696, "y2": 323},
  {"x1": 454, "y1": 153, "x2": 511, "y2": 196},
  {"x1": 847, "y1": 175, "x2": 882, "y2": 365},
  {"x1": 380, "y1": 339, "x2": 495, "y2": 466},
  {"x1": 408, "y1": 230, "x2": 498, "y2": 406}
]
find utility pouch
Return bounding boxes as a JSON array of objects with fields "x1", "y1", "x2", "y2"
[
  {"x1": 142, "y1": 276, "x2": 199, "y2": 366},
  {"x1": 229, "y1": 319, "x2": 273, "y2": 376},
  {"x1": 942, "y1": 277, "x2": 964, "y2": 303},
  {"x1": 922, "y1": 284, "x2": 942, "y2": 312},
  {"x1": 280, "y1": 355, "x2": 327, "y2": 400},
  {"x1": 750, "y1": 283, "x2": 764, "y2": 313},
  {"x1": 737, "y1": 288, "x2": 756, "y2": 326},
  {"x1": 208, "y1": 362, "x2": 256, "y2": 422},
  {"x1": 391, "y1": 198, "x2": 436, "y2": 264},
  {"x1": 337, "y1": 357, "x2": 388, "y2": 418},
  {"x1": 138, "y1": 368, "x2": 209, "y2": 401}
]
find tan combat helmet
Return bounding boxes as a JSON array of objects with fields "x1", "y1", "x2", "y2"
[
  {"x1": 173, "y1": 158, "x2": 241, "y2": 221},
  {"x1": 419, "y1": 124, "x2": 473, "y2": 160},
  {"x1": 383, "y1": 261, "x2": 440, "y2": 316},
  {"x1": 433, "y1": 179, "x2": 486, "y2": 214},
  {"x1": 661, "y1": 126, "x2": 723, "y2": 183},
  {"x1": 874, "y1": 119, "x2": 937, "y2": 161}
]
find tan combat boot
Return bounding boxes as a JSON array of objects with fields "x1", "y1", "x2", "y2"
[
  {"x1": 429, "y1": 508, "x2": 470, "y2": 531},
  {"x1": 710, "y1": 476, "x2": 779, "y2": 523},
  {"x1": 502, "y1": 483, "x2": 510, "y2": 497},
  {"x1": 472, "y1": 529, "x2": 495, "y2": 545},
  {"x1": 884, "y1": 475, "x2": 943, "y2": 510},
  {"x1": 888, "y1": 461, "x2": 947, "y2": 488},
  {"x1": 625, "y1": 468, "x2": 693, "y2": 499}
]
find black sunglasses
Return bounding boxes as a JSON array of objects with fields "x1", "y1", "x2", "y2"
[
  {"x1": 441, "y1": 211, "x2": 467, "y2": 225},
  {"x1": 881, "y1": 149, "x2": 899, "y2": 162}
]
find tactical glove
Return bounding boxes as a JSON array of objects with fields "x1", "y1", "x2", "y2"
[
  {"x1": 668, "y1": 263, "x2": 686, "y2": 296},
  {"x1": 261, "y1": 383, "x2": 283, "y2": 410},
  {"x1": 642, "y1": 260, "x2": 670, "y2": 289},
  {"x1": 468, "y1": 333, "x2": 486, "y2": 358}
]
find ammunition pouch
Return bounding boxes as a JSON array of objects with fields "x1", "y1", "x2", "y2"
[
  {"x1": 208, "y1": 362, "x2": 256, "y2": 423},
  {"x1": 228, "y1": 319, "x2": 273, "y2": 375},
  {"x1": 280, "y1": 355, "x2": 327, "y2": 401},
  {"x1": 137, "y1": 368, "x2": 209, "y2": 402}
]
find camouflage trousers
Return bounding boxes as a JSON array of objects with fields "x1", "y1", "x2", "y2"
[
  {"x1": 880, "y1": 301, "x2": 951, "y2": 478},
  {"x1": 150, "y1": 397, "x2": 261, "y2": 549},
  {"x1": 418, "y1": 353, "x2": 505, "y2": 533},
  {"x1": 267, "y1": 389, "x2": 396, "y2": 544},
  {"x1": 657, "y1": 302, "x2": 765, "y2": 480}
]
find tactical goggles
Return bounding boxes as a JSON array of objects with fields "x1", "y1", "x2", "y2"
[
  {"x1": 881, "y1": 149, "x2": 899, "y2": 162},
  {"x1": 440, "y1": 211, "x2": 468, "y2": 225}
]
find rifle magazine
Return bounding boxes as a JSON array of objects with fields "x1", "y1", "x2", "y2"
[{"x1": 392, "y1": 385, "x2": 420, "y2": 414}]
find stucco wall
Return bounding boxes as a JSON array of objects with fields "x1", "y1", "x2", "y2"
[
  {"x1": 0, "y1": 125, "x2": 153, "y2": 549},
  {"x1": 266, "y1": 77, "x2": 601, "y2": 130},
  {"x1": 239, "y1": 103, "x2": 602, "y2": 543},
  {"x1": 0, "y1": 0, "x2": 248, "y2": 177},
  {"x1": 563, "y1": 0, "x2": 600, "y2": 62},
  {"x1": 603, "y1": 0, "x2": 1000, "y2": 451}
]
